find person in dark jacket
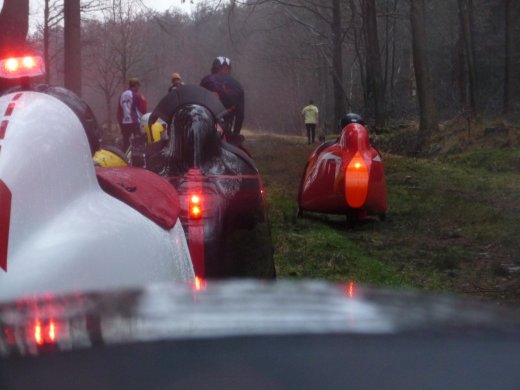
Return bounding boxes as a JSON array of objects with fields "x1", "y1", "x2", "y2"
[{"x1": 200, "y1": 56, "x2": 244, "y2": 141}]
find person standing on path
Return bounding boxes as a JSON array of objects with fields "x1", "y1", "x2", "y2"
[
  {"x1": 117, "y1": 77, "x2": 147, "y2": 152},
  {"x1": 301, "y1": 100, "x2": 319, "y2": 144}
]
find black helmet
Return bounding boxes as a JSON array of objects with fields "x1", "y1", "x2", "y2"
[
  {"x1": 340, "y1": 113, "x2": 364, "y2": 128},
  {"x1": 211, "y1": 56, "x2": 231, "y2": 74}
]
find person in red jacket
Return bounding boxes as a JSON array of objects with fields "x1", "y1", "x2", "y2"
[{"x1": 117, "y1": 77, "x2": 147, "y2": 152}]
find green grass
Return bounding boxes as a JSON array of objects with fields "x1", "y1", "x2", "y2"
[{"x1": 245, "y1": 131, "x2": 520, "y2": 301}]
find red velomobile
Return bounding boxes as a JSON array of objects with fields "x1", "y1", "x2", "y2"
[
  {"x1": 145, "y1": 85, "x2": 275, "y2": 280},
  {"x1": 297, "y1": 113, "x2": 387, "y2": 227}
]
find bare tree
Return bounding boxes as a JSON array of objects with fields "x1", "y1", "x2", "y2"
[
  {"x1": 503, "y1": 0, "x2": 513, "y2": 114},
  {"x1": 0, "y1": 0, "x2": 29, "y2": 91},
  {"x1": 381, "y1": 0, "x2": 400, "y2": 115},
  {"x1": 363, "y1": 0, "x2": 385, "y2": 129},
  {"x1": 64, "y1": 0, "x2": 82, "y2": 95},
  {"x1": 0, "y1": 0, "x2": 29, "y2": 56},
  {"x1": 41, "y1": 0, "x2": 64, "y2": 84},
  {"x1": 234, "y1": 0, "x2": 349, "y2": 127},
  {"x1": 457, "y1": 0, "x2": 478, "y2": 116},
  {"x1": 27, "y1": 0, "x2": 519, "y2": 137},
  {"x1": 82, "y1": 0, "x2": 148, "y2": 132},
  {"x1": 330, "y1": 0, "x2": 345, "y2": 125},
  {"x1": 107, "y1": 0, "x2": 148, "y2": 85},
  {"x1": 410, "y1": 0, "x2": 438, "y2": 147}
]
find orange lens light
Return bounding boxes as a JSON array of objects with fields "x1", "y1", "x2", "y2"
[{"x1": 345, "y1": 152, "x2": 369, "y2": 208}]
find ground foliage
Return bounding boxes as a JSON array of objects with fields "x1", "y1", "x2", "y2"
[{"x1": 244, "y1": 119, "x2": 520, "y2": 307}]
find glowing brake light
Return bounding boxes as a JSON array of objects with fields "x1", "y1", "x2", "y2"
[
  {"x1": 32, "y1": 319, "x2": 58, "y2": 345},
  {"x1": 345, "y1": 152, "x2": 369, "y2": 208},
  {"x1": 4, "y1": 58, "x2": 19, "y2": 72},
  {"x1": 22, "y1": 56, "x2": 37, "y2": 69},
  {"x1": 34, "y1": 321, "x2": 43, "y2": 345},
  {"x1": 193, "y1": 276, "x2": 207, "y2": 291},
  {"x1": 189, "y1": 193, "x2": 202, "y2": 219},
  {"x1": 0, "y1": 56, "x2": 45, "y2": 79},
  {"x1": 348, "y1": 281, "x2": 355, "y2": 298},
  {"x1": 48, "y1": 321, "x2": 56, "y2": 342}
]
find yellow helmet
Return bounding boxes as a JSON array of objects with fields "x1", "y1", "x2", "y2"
[
  {"x1": 141, "y1": 112, "x2": 167, "y2": 144},
  {"x1": 93, "y1": 146, "x2": 129, "y2": 167}
]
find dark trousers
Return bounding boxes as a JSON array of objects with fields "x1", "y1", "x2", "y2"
[
  {"x1": 120, "y1": 123, "x2": 141, "y2": 152},
  {"x1": 305, "y1": 123, "x2": 316, "y2": 144}
]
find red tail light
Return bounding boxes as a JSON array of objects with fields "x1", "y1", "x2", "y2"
[
  {"x1": 345, "y1": 152, "x2": 369, "y2": 208},
  {"x1": 189, "y1": 193, "x2": 202, "y2": 219},
  {"x1": 341, "y1": 281, "x2": 356, "y2": 298},
  {"x1": 34, "y1": 321, "x2": 43, "y2": 345},
  {"x1": 32, "y1": 319, "x2": 58, "y2": 345},
  {"x1": 48, "y1": 320, "x2": 56, "y2": 342},
  {"x1": 193, "y1": 276, "x2": 207, "y2": 291},
  {"x1": 22, "y1": 56, "x2": 37, "y2": 69},
  {"x1": 0, "y1": 56, "x2": 45, "y2": 79},
  {"x1": 348, "y1": 281, "x2": 355, "y2": 298}
]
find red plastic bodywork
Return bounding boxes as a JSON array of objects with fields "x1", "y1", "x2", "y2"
[
  {"x1": 180, "y1": 168, "x2": 205, "y2": 278},
  {"x1": 298, "y1": 123, "x2": 387, "y2": 219},
  {"x1": 0, "y1": 179, "x2": 11, "y2": 272},
  {"x1": 96, "y1": 167, "x2": 181, "y2": 230}
]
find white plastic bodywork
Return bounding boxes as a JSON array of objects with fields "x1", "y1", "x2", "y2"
[{"x1": 0, "y1": 91, "x2": 194, "y2": 302}]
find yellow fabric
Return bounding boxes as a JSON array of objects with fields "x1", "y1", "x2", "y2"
[
  {"x1": 302, "y1": 104, "x2": 319, "y2": 124},
  {"x1": 93, "y1": 149, "x2": 128, "y2": 167},
  {"x1": 145, "y1": 121, "x2": 166, "y2": 143}
]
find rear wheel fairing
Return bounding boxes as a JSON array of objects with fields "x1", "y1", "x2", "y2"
[
  {"x1": 0, "y1": 92, "x2": 194, "y2": 302},
  {"x1": 0, "y1": 192, "x2": 194, "y2": 302},
  {"x1": 147, "y1": 88, "x2": 274, "y2": 278},
  {"x1": 170, "y1": 171, "x2": 274, "y2": 279},
  {"x1": 0, "y1": 92, "x2": 97, "y2": 260},
  {"x1": 299, "y1": 144, "x2": 346, "y2": 212},
  {"x1": 299, "y1": 123, "x2": 387, "y2": 218}
]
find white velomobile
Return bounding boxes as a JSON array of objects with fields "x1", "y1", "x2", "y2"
[{"x1": 0, "y1": 56, "x2": 194, "y2": 302}]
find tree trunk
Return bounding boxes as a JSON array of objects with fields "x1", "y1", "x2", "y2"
[
  {"x1": 64, "y1": 0, "x2": 82, "y2": 96},
  {"x1": 363, "y1": 0, "x2": 386, "y2": 129},
  {"x1": 503, "y1": 0, "x2": 512, "y2": 114},
  {"x1": 457, "y1": 0, "x2": 478, "y2": 116},
  {"x1": 44, "y1": 0, "x2": 51, "y2": 84},
  {"x1": 410, "y1": 0, "x2": 439, "y2": 147},
  {"x1": 454, "y1": 26, "x2": 467, "y2": 109},
  {"x1": 0, "y1": 0, "x2": 29, "y2": 91},
  {"x1": 331, "y1": 0, "x2": 345, "y2": 127}
]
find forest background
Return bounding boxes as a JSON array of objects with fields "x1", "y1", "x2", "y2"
[
  {"x1": 0, "y1": 0, "x2": 519, "y2": 304},
  {"x1": 1, "y1": 0, "x2": 518, "y2": 149}
]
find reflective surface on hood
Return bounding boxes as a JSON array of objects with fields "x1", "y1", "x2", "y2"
[{"x1": 1, "y1": 280, "x2": 520, "y2": 357}]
